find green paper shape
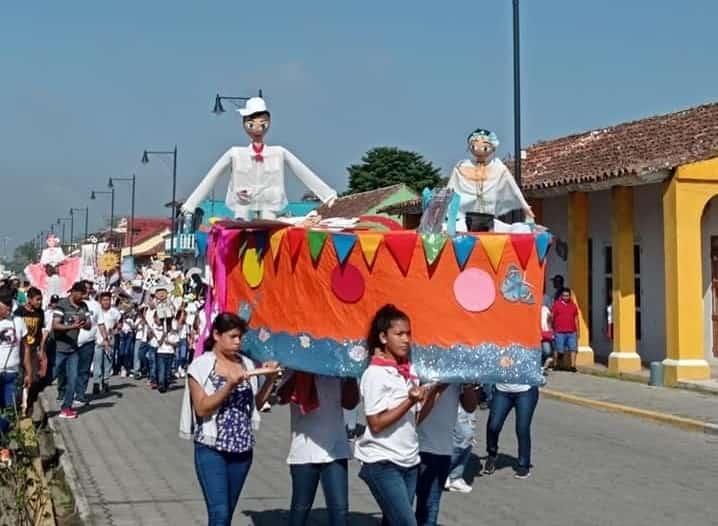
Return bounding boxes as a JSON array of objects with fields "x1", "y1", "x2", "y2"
[
  {"x1": 307, "y1": 231, "x2": 329, "y2": 263},
  {"x1": 421, "y1": 233, "x2": 448, "y2": 265}
]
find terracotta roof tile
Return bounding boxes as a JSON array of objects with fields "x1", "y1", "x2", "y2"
[{"x1": 316, "y1": 184, "x2": 411, "y2": 218}]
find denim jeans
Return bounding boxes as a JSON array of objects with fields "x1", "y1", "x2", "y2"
[
  {"x1": 486, "y1": 386, "x2": 539, "y2": 468},
  {"x1": 119, "y1": 332, "x2": 134, "y2": 372},
  {"x1": 415, "y1": 452, "x2": 451, "y2": 526},
  {"x1": 93, "y1": 344, "x2": 113, "y2": 385},
  {"x1": 156, "y1": 353, "x2": 173, "y2": 390},
  {"x1": 194, "y1": 443, "x2": 253, "y2": 526},
  {"x1": 54, "y1": 351, "x2": 79, "y2": 410},
  {"x1": 74, "y1": 341, "x2": 95, "y2": 401},
  {"x1": 146, "y1": 346, "x2": 158, "y2": 384},
  {"x1": 447, "y1": 446, "x2": 472, "y2": 482},
  {"x1": 289, "y1": 459, "x2": 348, "y2": 526},
  {"x1": 0, "y1": 372, "x2": 18, "y2": 409},
  {"x1": 132, "y1": 341, "x2": 148, "y2": 376},
  {"x1": 359, "y1": 461, "x2": 419, "y2": 526},
  {"x1": 175, "y1": 338, "x2": 189, "y2": 371}
]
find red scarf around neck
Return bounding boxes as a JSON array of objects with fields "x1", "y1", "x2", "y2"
[
  {"x1": 370, "y1": 355, "x2": 416, "y2": 382},
  {"x1": 252, "y1": 143, "x2": 265, "y2": 162}
]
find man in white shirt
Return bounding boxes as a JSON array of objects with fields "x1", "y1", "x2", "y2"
[
  {"x1": 73, "y1": 281, "x2": 102, "y2": 403},
  {"x1": 0, "y1": 289, "x2": 31, "y2": 414},
  {"x1": 92, "y1": 292, "x2": 121, "y2": 394},
  {"x1": 181, "y1": 97, "x2": 337, "y2": 221}
]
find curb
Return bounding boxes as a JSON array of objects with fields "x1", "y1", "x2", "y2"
[
  {"x1": 541, "y1": 388, "x2": 718, "y2": 435},
  {"x1": 39, "y1": 394, "x2": 92, "y2": 524}
]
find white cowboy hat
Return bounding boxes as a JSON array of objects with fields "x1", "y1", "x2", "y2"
[{"x1": 238, "y1": 97, "x2": 269, "y2": 117}]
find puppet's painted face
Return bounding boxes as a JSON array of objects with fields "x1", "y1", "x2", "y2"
[
  {"x1": 47, "y1": 235, "x2": 60, "y2": 248},
  {"x1": 469, "y1": 138, "x2": 496, "y2": 163},
  {"x1": 243, "y1": 113, "x2": 271, "y2": 141}
]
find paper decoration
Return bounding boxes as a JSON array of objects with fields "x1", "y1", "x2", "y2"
[
  {"x1": 383, "y1": 231, "x2": 418, "y2": 275},
  {"x1": 330, "y1": 263, "x2": 365, "y2": 303},
  {"x1": 254, "y1": 230, "x2": 269, "y2": 258},
  {"x1": 270, "y1": 228, "x2": 287, "y2": 262},
  {"x1": 242, "y1": 248, "x2": 264, "y2": 288},
  {"x1": 331, "y1": 233, "x2": 357, "y2": 265},
  {"x1": 453, "y1": 268, "x2": 496, "y2": 312},
  {"x1": 478, "y1": 235, "x2": 507, "y2": 273},
  {"x1": 287, "y1": 228, "x2": 306, "y2": 261},
  {"x1": 535, "y1": 232, "x2": 552, "y2": 263},
  {"x1": 357, "y1": 232, "x2": 383, "y2": 267},
  {"x1": 452, "y1": 235, "x2": 476, "y2": 270},
  {"x1": 307, "y1": 231, "x2": 329, "y2": 264},
  {"x1": 421, "y1": 233, "x2": 448, "y2": 266},
  {"x1": 510, "y1": 234, "x2": 535, "y2": 270},
  {"x1": 98, "y1": 251, "x2": 120, "y2": 273},
  {"x1": 501, "y1": 264, "x2": 535, "y2": 304}
]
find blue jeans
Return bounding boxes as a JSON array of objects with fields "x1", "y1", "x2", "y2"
[
  {"x1": 486, "y1": 386, "x2": 539, "y2": 469},
  {"x1": 119, "y1": 333, "x2": 134, "y2": 372},
  {"x1": 132, "y1": 341, "x2": 148, "y2": 376},
  {"x1": 93, "y1": 344, "x2": 113, "y2": 385},
  {"x1": 447, "y1": 445, "x2": 472, "y2": 482},
  {"x1": 0, "y1": 372, "x2": 18, "y2": 409},
  {"x1": 146, "y1": 346, "x2": 158, "y2": 384},
  {"x1": 54, "y1": 351, "x2": 79, "y2": 410},
  {"x1": 359, "y1": 461, "x2": 419, "y2": 526},
  {"x1": 194, "y1": 443, "x2": 253, "y2": 526},
  {"x1": 415, "y1": 452, "x2": 450, "y2": 526},
  {"x1": 74, "y1": 341, "x2": 95, "y2": 401},
  {"x1": 156, "y1": 353, "x2": 173, "y2": 390},
  {"x1": 289, "y1": 459, "x2": 348, "y2": 526},
  {"x1": 175, "y1": 339, "x2": 189, "y2": 371}
]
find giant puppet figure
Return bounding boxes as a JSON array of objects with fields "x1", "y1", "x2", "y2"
[
  {"x1": 447, "y1": 128, "x2": 533, "y2": 232},
  {"x1": 25, "y1": 234, "x2": 82, "y2": 304},
  {"x1": 181, "y1": 97, "x2": 337, "y2": 221}
]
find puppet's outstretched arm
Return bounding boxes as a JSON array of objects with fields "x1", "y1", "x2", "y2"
[
  {"x1": 181, "y1": 148, "x2": 232, "y2": 214},
  {"x1": 282, "y1": 147, "x2": 337, "y2": 204}
]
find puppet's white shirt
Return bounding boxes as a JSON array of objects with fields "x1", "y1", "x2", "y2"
[{"x1": 182, "y1": 145, "x2": 337, "y2": 220}]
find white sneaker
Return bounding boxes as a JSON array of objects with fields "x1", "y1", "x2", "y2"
[
  {"x1": 446, "y1": 479, "x2": 472, "y2": 493},
  {"x1": 120, "y1": 368, "x2": 127, "y2": 378},
  {"x1": 179, "y1": 368, "x2": 186, "y2": 379}
]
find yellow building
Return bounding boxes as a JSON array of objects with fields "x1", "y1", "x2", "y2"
[{"x1": 523, "y1": 102, "x2": 718, "y2": 385}]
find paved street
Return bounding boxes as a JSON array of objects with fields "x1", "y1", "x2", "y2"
[{"x1": 47, "y1": 379, "x2": 717, "y2": 526}]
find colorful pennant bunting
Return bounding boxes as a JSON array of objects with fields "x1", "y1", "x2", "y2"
[
  {"x1": 270, "y1": 228, "x2": 287, "y2": 262},
  {"x1": 510, "y1": 234, "x2": 535, "y2": 270},
  {"x1": 357, "y1": 232, "x2": 383, "y2": 267},
  {"x1": 307, "y1": 230, "x2": 329, "y2": 263},
  {"x1": 421, "y1": 233, "x2": 447, "y2": 266},
  {"x1": 331, "y1": 232, "x2": 357, "y2": 265},
  {"x1": 479, "y1": 234, "x2": 508, "y2": 273},
  {"x1": 384, "y1": 231, "x2": 418, "y2": 275},
  {"x1": 287, "y1": 228, "x2": 306, "y2": 262},
  {"x1": 451, "y1": 235, "x2": 476, "y2": 270},
  {"x1": 535, "y1": 232, "x2": 552, "y2": 263}
]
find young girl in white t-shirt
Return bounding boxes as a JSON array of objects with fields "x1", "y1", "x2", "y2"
[{"x1": 355, "y1": 305, "x2": 439, "y2": 526}]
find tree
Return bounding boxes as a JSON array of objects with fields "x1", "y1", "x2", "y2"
[
  {"x1": 346, "y1": 147, "x2": 442, "y2": 194},
  {"x1": 8, "y1": 241, "x2": 38, "y2": 274}
]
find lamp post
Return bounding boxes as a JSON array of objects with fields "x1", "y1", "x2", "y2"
[
  {"x1": 109, "y1": 175, "x2": 136, "y2": 255},
  {"x1": 212, "y1": 89, "x2": 263, "y2": 114},
  {"x1": 142, "y1": 146, "x2": 178, "y2": 257},
  {"x1": 56, "y1": 217, "x2": 71, "y2": 247},
  {"x1": 90, "y1": 187, "x2": 115, "y2": 246},
  {"x1": 70, "y1": 207, "x2": 89, "y2": 244},
  {"x1": 512, "y1": 0, "x2": 522, "y2": 188}
]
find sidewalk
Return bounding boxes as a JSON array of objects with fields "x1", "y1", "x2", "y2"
[{"x1": 543, "y1": 370, "x2": 718, "y2": 434}]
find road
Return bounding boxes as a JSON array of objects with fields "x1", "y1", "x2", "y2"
[{"x1": 49, "y1": 379, "x2": 718, "y2": 526}]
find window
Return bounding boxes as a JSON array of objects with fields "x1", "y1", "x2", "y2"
[{"x1": 604, "y1": 245, "x2": 641, "y2": 340}]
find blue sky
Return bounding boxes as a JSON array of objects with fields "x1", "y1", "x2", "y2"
[{"x1": 1, "y1": 0, "x2": 717, "y2": 253}]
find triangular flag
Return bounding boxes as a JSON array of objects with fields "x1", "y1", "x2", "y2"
[
  {"x1": 254, "y1": 230, "x2": 269, "y2": 259},
  {"x1": 510, "y1": 234, "x2": 535, "y2": 270},
  {"x1": 535, "y1": 232, "x2": 552, "y2": 263},
  {"x1": 307, "y1": 230, "x2": 328, "y2": 263},
  {"x1": 357, "y1": 232, "x2": 383, "y2": 267},
  {"x1": 287, "y1": 228, "x2": 306, "y2": 261},
  {"x1": 270, "y1": 228, "x2": 287, "y2": 262},
  {"x1": 421, "y1": 233, "x2": 447, "y2": 266},
  {"x1": 452, "y1": 234, "x2": 476, "y2": 270},
  {"x1": 384, "y1": 231, "x2": 418, "y2": 275},
  {"x1": 331, "y1": 232, "x2": 357, "y2": 265},
  {"x1": 479, "y1": 234, "x2": 508, "y2": 273}
]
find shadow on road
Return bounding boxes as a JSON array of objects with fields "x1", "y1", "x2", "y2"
[
  {"x1": 242, "y1": 509, "x2": 380, "y2": 525},
  {"x1": 465, "y1": 453, "x2": 518, "y2": 483}
]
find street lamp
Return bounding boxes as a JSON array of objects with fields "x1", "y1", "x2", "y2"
[
  {"x1": 109, "y1": 175, "x2": 137, "y2": 255},
  {"x1": 56, "y1": 217, "x2": 72, "y2": 246},
  {"x1": 142, "y1": 146, "x2": 178, "y2": 257},
  {"x1": 212, "y1": 89, "x2": 263, "y2": 114},
  {"x1": 70, "y1": 207, "x2": 89, "y2": 244},
  {"x1": 90, "y1": 187, "x2": 115, "y2": 246},
  {"x1": 512, "y1": 0, "x2": 522, "y2": 188}
]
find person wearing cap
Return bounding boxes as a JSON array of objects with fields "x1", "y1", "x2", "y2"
[
  {"x1": 447, "y1": 129, "x2": 533, "y2": 232},
  {"x1": 180, "y1": 96, "x2": 337, "y2": 221}
]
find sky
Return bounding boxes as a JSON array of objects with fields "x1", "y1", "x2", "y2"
[{"x1": 1, "y1": 0, "x2": 717, "y2": 255}]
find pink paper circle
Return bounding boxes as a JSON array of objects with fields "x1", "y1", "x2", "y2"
[
  {"x1": 331, "y1": 264, "x2": 365, "y2": 303},
  {"x1": 453, "y1": 268, "x2": 496, "y2": 312}
]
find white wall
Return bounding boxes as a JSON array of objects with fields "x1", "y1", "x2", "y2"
[
  {"x1": 541, "y1": 194, "x2": 568, "y2": 299},
  {"x1": 701, "y1": 199, "x2": 718, "y2": 365}
]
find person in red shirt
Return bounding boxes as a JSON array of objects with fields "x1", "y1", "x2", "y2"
[{"x1": 551, "y1": 288, "x2": 580, "y2": 372}]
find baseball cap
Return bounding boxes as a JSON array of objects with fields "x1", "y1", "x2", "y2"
[
  {"x1": 71, "y1": 281, "x2": 87, "y2": 293},
  {"x1": 50, "y1": 295, "x2": 60, "y2": 303}
]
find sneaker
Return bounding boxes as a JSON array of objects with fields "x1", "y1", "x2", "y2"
[
  {"x1": 158, "y1": 387, "x2": 167, "y2": 394},
  {"x1": 514, "y1": 467, "x2": 532, "y2": 479},
  {"x1": 58, "y1": 408, "x2": 78, "y2": 420},
  {"x1": 569, "y1": 366, "x2": 578, "y2": 373},
  {"x1": 92, "y1": 384, "x2": 101, "y2": 395},
  {"x1": 120, "y1": 368, "x2": 127, "y2": 378},
  {"x1": 149, "y1": 382, "x2": 158, "y2": 390},
  {"x1": 483, "y1": 456, "x2": 497, "y2": 475},
  {"x1": 102, "y1": 383, "x2": 110, "y2": 394},
  {"x1": 260, "y1": 401, "x2": 272, "y2": 413},
  {"x1": 446, "y1": 478, "x2": 473, "y2": 493},
  {"x1": 544, "y1": 357, "x2": 554, "y2": 370},
  {"x1": 72, "y1": 400, "x2": 89, "y2": 409}
]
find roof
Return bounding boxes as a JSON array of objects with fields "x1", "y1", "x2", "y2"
[
  {"x1": 377, "y1": 198, "x2": 423, "y2": 216},
  {"x1": 281, "y1": 201, "x2": 320, "y2": 217},
  {"x1": 126, "y1": 217, "x2": 171, "y2": 247},
  {"x1": 316, "y1": 184, "x2": 410, "y2": 219},
  {"x1": 519, "y1": 101, "x2": 718, "y2": 194}
]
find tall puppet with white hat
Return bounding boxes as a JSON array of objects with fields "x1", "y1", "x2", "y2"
[{"x1": 181, "y1": 96, "x2": 337, "y2": 221}]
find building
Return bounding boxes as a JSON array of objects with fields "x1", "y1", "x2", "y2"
[
  {"x1": 316, "y1": 184, "x2": 418, "y2": 221},
  {"x1": 120, "y1": 217, "x2": 171, "y2": 264},
  {"x1": 521, "y1": 102, "x2": 718, "y2": 384}
]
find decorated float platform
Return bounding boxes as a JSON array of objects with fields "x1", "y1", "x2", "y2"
[{"x1": 206, "y1": 220, "x2": 552, "y2": 385}]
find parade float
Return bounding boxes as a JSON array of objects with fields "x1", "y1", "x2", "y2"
[{"x1": 24, "y1": 234, "x2": 82, "y2": 304}]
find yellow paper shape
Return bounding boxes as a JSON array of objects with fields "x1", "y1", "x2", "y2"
[
  {"x1": 242, "y1": 248, "x2": 264, "y2": 288},
  {"x1": 270, "y1": 228, "x2": 287, "y2": 262},
  {"x1": 479, "y1": 235, "x2": 508, "y2": 273},
  {"x1": 357, "y1": 232, "x2": 383, "y2": 268}
]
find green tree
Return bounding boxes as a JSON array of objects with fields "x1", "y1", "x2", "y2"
[
  {"x1": 346, "y1": 147, "x2": 442, "y2": 194},
  {"x1": 8, "y1": 241, "x2": 38, "y2": 274}
]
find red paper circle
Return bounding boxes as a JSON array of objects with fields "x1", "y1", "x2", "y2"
[{"x1": 331, "y1": 264, "x2": 365, "y2": 303}]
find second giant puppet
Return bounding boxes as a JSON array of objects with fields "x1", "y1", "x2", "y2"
[{"x1": 181, "y1": 97, "x2": 337, "y2": 220}]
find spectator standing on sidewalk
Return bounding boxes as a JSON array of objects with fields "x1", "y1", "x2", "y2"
[{"x1": 551, "y1": 287, "x2": 580, "y2": 372}]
